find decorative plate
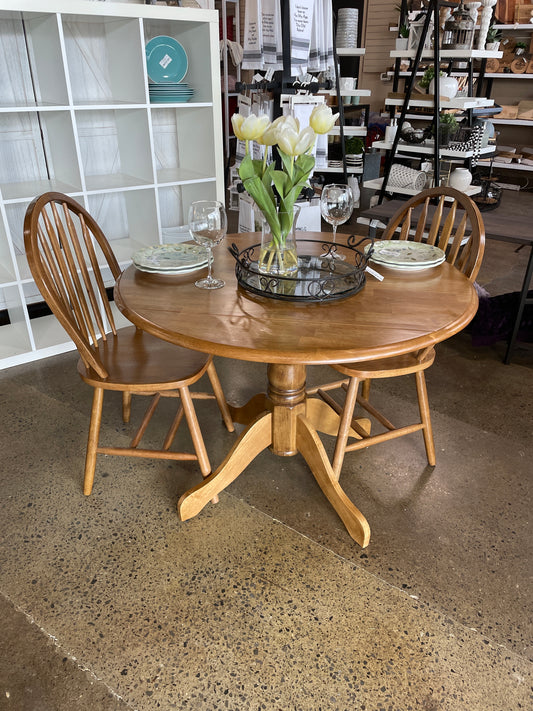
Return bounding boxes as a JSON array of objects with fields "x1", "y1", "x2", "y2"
[
  {"x1": 133, "y1": 262, "x2": 209, "y2": 276},
  {"x1": 368, "y1": 257, "x2": 446, "y2": 272},
  {"x1": 366, "y1": 240, "x2": 446, "y2": 267},
  {"x1": 133, "y1": 243, "x2": 209, "y2": 272},
  {"x1": 146, "y1": 36, "x2": 188, "y2": 84}
]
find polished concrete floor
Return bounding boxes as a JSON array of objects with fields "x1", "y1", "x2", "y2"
[{"x1": 1, "y1": 195, "x2": 532, "y2": 710}]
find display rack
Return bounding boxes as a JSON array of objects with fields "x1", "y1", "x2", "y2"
[
  {"x1": 216, "y1": 0, "x2": 241, "y2": 169},
  {"x1": 368, "y1": 0, "x2": 501, "y2": 202},
  {"x1": 0, "y1": 0, "x2": 224, "y2": 370},
  {"x1": 476, "y1": 23, "x2": 533, "y2": 176}
]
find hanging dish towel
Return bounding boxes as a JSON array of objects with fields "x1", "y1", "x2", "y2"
[
  {"x1": 308, "y1": 0, "x2": 321, "y2": 72},
  {"x1": 308, "y1": 0, "x2": 334, "y2": 72},
  {"x1": 242, "y1": 0, "x2": 264, "y2": 69},
  {"x1": 262, "y1": 0, "x2": 283, "y2": 70},
  {"x1": 229, "y1": 40, "x2": 244, "y2": 66},
  {"x1": 321, "y1": 0, "x2": 334, "y2": 72},
  {"x1": 290, "y1": 0, "x2": 315, "y2": 76}
]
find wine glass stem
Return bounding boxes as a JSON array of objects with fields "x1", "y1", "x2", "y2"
[
  {"x1": 332, "y1": 224, "x2": 338, "y2": 245},
  {"x1": 206, "y1": 247, "x2": 213, "y2": 282}
]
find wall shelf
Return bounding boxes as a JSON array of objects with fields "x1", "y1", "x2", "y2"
[
  {"x1": 385, "y1": 97, "x2": 495, "y2": 110},
  {"x1": 364, "y1": 177, "x2": 482, "y2": 197},
  {"x1": 390, "y1": 49, "x2": 503, "y2": 59},
  {"x1": 328, "y1": 126, "x2": 367, "y2": 137},
  {"x1": 336, "y1": 48, "x2": 366, "y2": 56},
  {"x1": 372, "y1": 141, "x2": 496, "y2": 159}
]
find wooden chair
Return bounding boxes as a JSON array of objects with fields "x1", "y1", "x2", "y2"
[
  {"x1": 308, "y1": 186, "x2": 485, "y2": 479},
  {"x1": 24, "y1": 192, "x2": 234, "y2": 495}
]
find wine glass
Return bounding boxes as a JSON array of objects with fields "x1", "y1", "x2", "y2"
[
  {"x1": 188, "y1": 200, "x2": 227, "y2": 289},
  {"x1": 320, "y1": 183, "x2": 354, "y2": 259}
]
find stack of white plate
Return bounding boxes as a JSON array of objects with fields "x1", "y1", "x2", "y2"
[
  {"x1": 346, "y1": 154, "x2": 363, "y2": 168},
  {"x1": 132, "y1": 243, "x2": 210, "y2": 275},
  {"x1": 366, "y1": 240, "x2": 446, "y2": 272},
  {"x1": 336, "y1": 8, "x2": 358, "y2": 49},
  {"x1": 148, "y1": 82, "x2": 194, "y2": 103}
]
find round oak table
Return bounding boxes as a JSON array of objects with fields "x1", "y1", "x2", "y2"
[{"x1": 115, "y1": 233, "x2": 478, "y2": 547}]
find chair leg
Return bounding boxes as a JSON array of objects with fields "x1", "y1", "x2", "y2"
[
  {"x1": 415, "y1": 371, "x2": 436, "y2": 466},
  {"x1": 84, "y1": 387, "x2": 104, "y2": 496},
  {"x1": 130, "y1": 394, "x2": 161, "y2": 448},
  {"x1": 179, "y1": 386, "x2": 211, "y2": 477},
  {"x1": 332, "y1": 376, "x2": 360, "y2": 481},
  {"x1": 206, "y1": 360, "x2": 235, "y2": 433},
  {"x1": 361, "y1": 378, "x2": 371, "y2": 400},
  {"x1": 122, "y1": 392, "x2": 132, "y2": 423},
  {"x1": 163, "y1": 405, "x2": 185, "y2": 450}
]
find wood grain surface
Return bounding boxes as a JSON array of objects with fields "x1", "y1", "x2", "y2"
[{"x1": 115, "y1": 232, "x2": 478, "y2": 366}]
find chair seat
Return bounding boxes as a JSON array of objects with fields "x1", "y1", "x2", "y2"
[
  {"x1": 333, "y1": 348, "x2": 436, "y2": 380},
  {"x1": 78, "y1": 325, "x2": 210, "y2": 391}
]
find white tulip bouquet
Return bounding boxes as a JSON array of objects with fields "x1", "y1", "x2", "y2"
[{"x1": 231, "y1": 104, "x2": 339, "y2": 251}]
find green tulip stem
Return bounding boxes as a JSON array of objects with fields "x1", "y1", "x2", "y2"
[{"x1": 263, "y1": 241, "x2": 287, "y2": 273}]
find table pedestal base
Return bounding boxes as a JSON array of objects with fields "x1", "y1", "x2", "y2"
[{"x1": 178, "y1": 364, "x2": 371, "y2": 547}]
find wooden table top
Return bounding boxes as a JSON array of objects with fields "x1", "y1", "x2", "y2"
[{"x1": 115, "y1": 232, "x2": 478, "y2": 366}]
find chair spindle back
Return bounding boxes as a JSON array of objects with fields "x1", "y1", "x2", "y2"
[
  {"x1": 381, "y1": 186, "x2": 485, "y2": 281},
  {"x1": 24, "y1": 192, "x2": 122, "y2": 378}
]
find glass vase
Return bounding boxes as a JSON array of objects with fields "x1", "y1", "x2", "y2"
[{"x1": 257, "y1": 205, "x2": 300, "y2": 276}]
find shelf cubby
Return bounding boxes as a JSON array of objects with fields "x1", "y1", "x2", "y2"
[
  {"x1": 157, "y1": 182, "x2": 217, "y2": 236},
  {"x1": 143, "y1": 19, "x2": 214, "y2": 104},
  {"x1": 62, "y1": 15, "x2": 146, "y2": 106},
  {"x1": 0, "y1": 215, "x2": 18, "y2": 284},
  {"x1": 3, "y1": 202, "x2": 29, "y2": 280},
  {"x1": 27, "y1": 311, "x2": 73, "y2": 352},
  {"x1": 0, "y1": 10, "x2": 69, "y2": 109},
  {"x1": 76, "y1": 109, "x2": 154, "y2": 191},
  {"x1": 86, "y1": 188, "x2": 159, "y2": 266},
  {"x1": 0, "y1": 284, "x2": 32, "y2": 360},
  {"x1": 151, "y1": 106, "x2": 217, "y2": 184},
  {"x1": 0, "y1": 110, "x2": 82, "y2": 201}
]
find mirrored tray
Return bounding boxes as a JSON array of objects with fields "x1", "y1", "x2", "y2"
[{"x1": 229, "y1": 237, "x2": 373, "y2": 302}]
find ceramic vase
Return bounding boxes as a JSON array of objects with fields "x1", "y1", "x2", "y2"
[
  {"x1": 429, "y1": 75, "x2": 459, "y2": 99},
  {"x1": 257, "y1": 205, "x2": 300, "y2": 276},
  {"x1": 449, "y1": 167, "x2": 472, "y2": 191}
]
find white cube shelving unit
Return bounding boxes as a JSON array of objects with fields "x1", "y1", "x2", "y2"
[{"x1": 0, "y1": 0, "x2": 224, "y2": 369}]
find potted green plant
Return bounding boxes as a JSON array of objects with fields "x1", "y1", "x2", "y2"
[
  {"x1": 344, "y1": 136, "x2": 365, "y2": 157},
  {"x1": 419, "y1": 65, "x2": 444, "y2": 91},
  {"x1": 436, "y1": 112, "x2": 459, "y2": 146},
  {"x1": 394, "y1": 3, "x2": 410, "y2": 50},
  {"x1": 485, "y1": 24, "x2": 502, "y2": 51},
  {"x1": 396, "y1": 24, "x2": 410, "y2": 51},
  {"x1": 515, "y1": 41, "x2": 527, "y2": 56}
]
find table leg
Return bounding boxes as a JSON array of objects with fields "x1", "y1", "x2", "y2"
[
  {"x1": 296, "y1": 415, "x2": 371, "y2": 548},
  {"x1": 177, "y1": 363, "x2": 371, "y2": 547},
  {"x1": 504, "y1": 244, "x2": 533, "y2": 364},
  {"x1": 228, "y1": 393, "x2": 268, "y2": 425},
  {"x1": 178, "y1": 410, "x2": 273, "y2": 520}
]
